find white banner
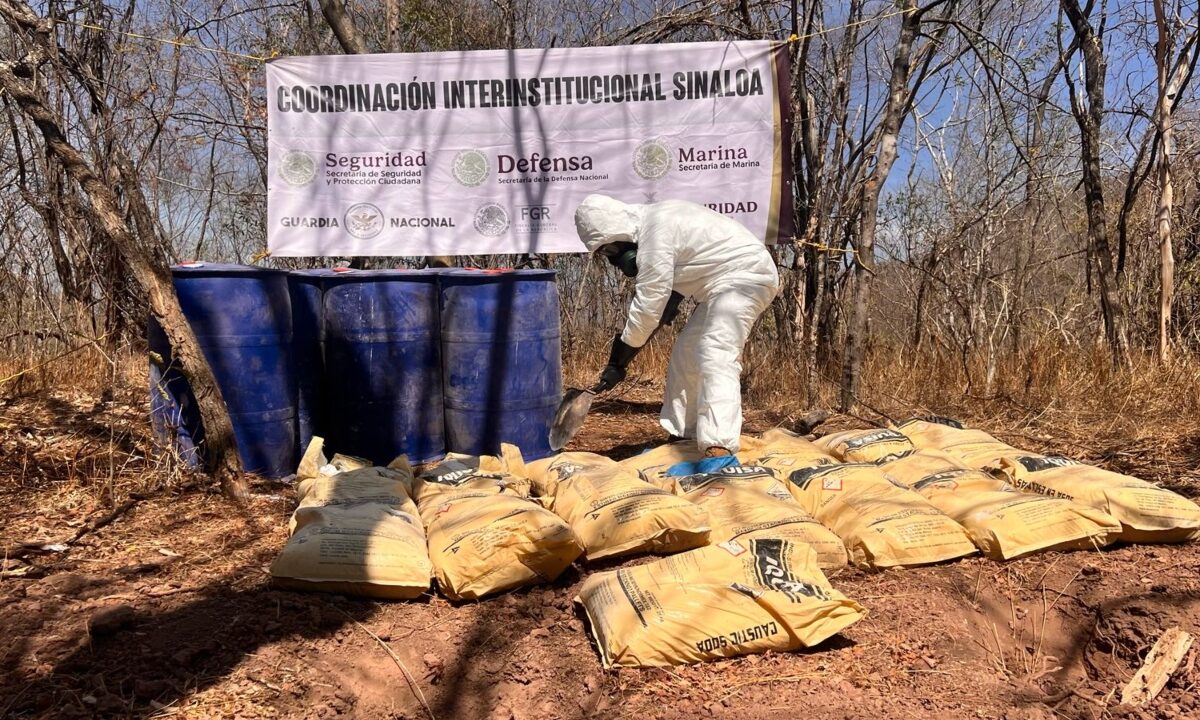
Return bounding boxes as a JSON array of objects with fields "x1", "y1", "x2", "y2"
[{"x1": 266, "y1": 40, "x2": 793, "y2": 257}]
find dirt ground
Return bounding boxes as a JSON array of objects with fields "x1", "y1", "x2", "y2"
[{"x1": 2, "y1": 386, "x2": 1200, "y2": 719}]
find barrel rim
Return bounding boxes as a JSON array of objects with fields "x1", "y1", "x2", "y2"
[
  {"x1": 439, "y1": 268, "x2": 557, "y2": 282},
  {"x1": 171, "y1": 263, "x2": 288, "y2": 276},
  {"x1": 321, "y1": 269, "x2": 442, "y2": 284}
]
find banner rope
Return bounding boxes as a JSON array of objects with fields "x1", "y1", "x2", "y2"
[{"x1": 56, "y1": 18, "x2": 275, "y2": 62}]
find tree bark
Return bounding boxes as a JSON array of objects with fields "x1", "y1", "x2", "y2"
[
  {"x1": 316, "y1": 0, "x2": 370, "y2": 54},
  {"x1": 1154, "y1": 0, "x2": 1175, "y2": 361},
  {"x1": 0, "y1": 4, "x2": 247, "y2": 498},
  {"x1": 841, "y1": 0, "x2": 928, "y2": 411},
  {"x1": 1060, "y1": 0, "x2": 1130, "y2": 365}
]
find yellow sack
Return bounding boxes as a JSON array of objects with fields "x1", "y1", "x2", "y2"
[
  {"x1": 271, "y1": 502, "x2": 432, "y2": 600},
  {"x1": 814, "y1": 428, "x2": 914, "y2": 464},
  {"x1": 415, "y1": 451, "x2": 581, "y2": 600},
  {"x1": 525, "y1": 450, "x2": 613, "y2": 497},
  {"x1": 894, "y1": 418, "x2": 1020, "y2": 468},
  {"x1": 292, "y1": 466, "x2": 419, "y2": 533},
  {"x1": 615, "y1": 441, "x2": 703, "y2": 489},
  {"x1": 415, "y1": 451, "x2": 532, "y2": 501},
  {"x1": 533, "y1": 452, "x2": 710, "y2": 561},
  {"x1": 748, "y1": 428, "x2": 839, "y2": 473},
  {"x1": 575, "y1": 538, "x2": 865, "y2": 668},
  {"x1": 676, "y1": 465, "x2": 848, "y2": 568},
  {"x1": 786, "y1": 463, "x2": 977, "y2": 568},
  {"x1": 996, "y1": 455, "x2": 1200, "y2": 543},
  {"x1": 880, "y1": 451, "x2": 1119, "y2": 559},
  {"x1": 615, "y1": 436, "x2": 765, "y2": 489}
]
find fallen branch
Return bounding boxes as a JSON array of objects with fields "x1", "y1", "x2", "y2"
[
  {"x1": 2, "y1": 494, "x2": 144, "y2": 560},
  {"x1": 1120, "y1": 626, "x2": 1193, "y2": 707}
]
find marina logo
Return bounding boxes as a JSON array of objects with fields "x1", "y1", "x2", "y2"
[
  {"x1": 632, "y1": 139, "x2": 671, "y2": 180},
  {"x1": 278, "y1": 150, "x2": 317, "y2": 187},
  {"x1": 344, "y1": 202, "x2": 385, "y2": 239},
  {"x1": 452, "y1": 149, "x2": 490, "y2": 186},
  {"x1": 473, "y1": 203, "x2": 510, "y2": 237}
]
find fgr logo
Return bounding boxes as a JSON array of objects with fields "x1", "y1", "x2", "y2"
[
  {"x1": 278, "y1": 150, "x2": 316, "y2": 187},
  {"x1": 632, "y1": 139, "x2": 671, "y2": 180},
  {"x1": 452, "y1": 149, "x2": 489, "y2": 186},
  {"x1": 344, "y1": 202, "x2": 384, "y2": 239},
  {"x1": 473, "y1": 203, "x2": 510, "y2": 237},
  {"x1": 520, "y1": 206, "x2": 550, "y2": 221}
]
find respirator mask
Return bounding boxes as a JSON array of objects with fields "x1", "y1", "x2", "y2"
[{"x1": 601, "y1": 242, "x2": 638, "y2": 278}]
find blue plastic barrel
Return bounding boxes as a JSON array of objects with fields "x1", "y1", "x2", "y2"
[
  {"x1": 440, "y1": 269, "x2": 562, "y2": 460},
  {"x1": 148, "y1": 263, "x2": 297, "y2": 478},
  {"x1": 322, "y1": 269, "x2": 445, "y2": 464},
  {"x1": 287, "y1": 269, "x2": 332, "y2": 455}
]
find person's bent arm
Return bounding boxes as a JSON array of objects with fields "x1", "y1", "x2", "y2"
[{"x1": 619, "y1": 239, "x2": 675, "y2": 348}]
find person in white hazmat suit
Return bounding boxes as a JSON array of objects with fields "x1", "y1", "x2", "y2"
[{"x1": 574, "y1": 194, "x2": 779, "y2": 461}]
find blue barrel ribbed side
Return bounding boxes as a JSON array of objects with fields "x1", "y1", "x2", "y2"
[
  {"x1": 440, "y1": 270, "x2": 562, "y2": 460},
  {"x1": 322, "y1": 270, "x2": 445, "y2": 464},
  {"x1": 147, "y1": 264, "x2": 297, "y2": 478},
  {"x1": 287, "y1": 269, "x2": 332, "y2": 456}
]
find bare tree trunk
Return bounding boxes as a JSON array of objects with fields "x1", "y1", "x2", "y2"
[
  {"x1": 1060, "y1": 0, "x2": 1130, "y2": 365},
  {"x1": 841, "y1": 0, "x2": 952, "y2": 410},
  {"x1": 316, "y1": 0, "x2": 370, "y2": 53},
  {"x1": 385, "y1": 0, "x2": 402, "y2": 52},
  {"x1": 1154, "y1": 0, "x2": 1175, "y2": 361},
  {"x1": 0, "y1": 4, "x2": 247, "y2": 498}
]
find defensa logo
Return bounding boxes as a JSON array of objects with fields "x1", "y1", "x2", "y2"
[
  {"x1": 473, "y1": 203, "x2": 510, "y2": 237},
  {"x1": 278, "y1": 150, "x2": 317, "y2": 187},
  {"x1": 452, "y1": 149, "x2": 489, "y2": 186},
  {"x1": 498, "y1": 153, "x2": 593, "y2": 173},
  {"x1": 633, "y1": 139, "x2": 671, "y2": 180},
  {"x1": 344, "y1": 202, "x2": 384, "y2": 239}
]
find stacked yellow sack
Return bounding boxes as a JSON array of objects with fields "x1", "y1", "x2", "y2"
[
  {"x1": 894, "y1": 418, "x2": 1020, "y2": 467},
  {"x1": 880, "y1": 451, "x2": 1119, "y2": 559},
  {"x1": 415, "y1": 447, "x2": 582, "y2": 601},
  {"x1": 814, "y1": 428, "x2": 915, "y2": 463},
  {"x1": 996, "y1": 454, "x2": 1200, "y2": 543},
  {"x1": 673, "y1": 465, "x2": 848, "y2": 567},
  {"x1": 271, "y1": 437, "x2": 432, "y2": 599},
  {"x1": 575, "y1": 538, "x2": 865, "y2": 667},
  {"x1": 897, "y1": 418, "x2": 1200, "y2": 543},
  {"x1": 785, "y1": 462, "x2": 977, "y2": 568},
  {"x1": 747, "y1": 428, "x2": 840, "y2": 472},
  {"x1": 526, "y1": 451, "x2": 710, "y2": 561},
  {"x1": 616, "y1": 436, "x2": 766, "y2": 489}
]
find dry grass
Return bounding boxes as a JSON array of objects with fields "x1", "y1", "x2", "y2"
[{"x1": 5, "y1": 328, "x2": 1200, "y2": 509}]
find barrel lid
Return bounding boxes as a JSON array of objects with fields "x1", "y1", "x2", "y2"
[
  {"x1": 287, "y1": 268, "x2": 338, "y2": 277},
  {"x1": 172, "y1": 262, "x2": 287, "y2": 277},
  {"x1": 321, "y1": 268, "x2": 441, "y2": 283},
  {"x1": 440, "y1": 268, "x2": 557, "y2": 282}
]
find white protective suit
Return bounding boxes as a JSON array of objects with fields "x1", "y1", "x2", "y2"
[{"x1": 575, "y1": 194, "x2": 779, "y2": 453}]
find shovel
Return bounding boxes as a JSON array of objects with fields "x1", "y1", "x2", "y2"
[
  {"x1": 548, "y1": 383, "x2": 604, "y2": 451},
  {"x1": 548, "y1": 292, "x2": 685, "y2": 451}
]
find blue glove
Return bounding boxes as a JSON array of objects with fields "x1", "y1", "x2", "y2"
[{"x1": 665, "y1": 455, "x2": 740, "y2": 477}]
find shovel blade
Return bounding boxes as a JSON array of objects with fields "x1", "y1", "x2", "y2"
[{"x1": 548, "y1": 388, "x2": 595, "y2": 450}]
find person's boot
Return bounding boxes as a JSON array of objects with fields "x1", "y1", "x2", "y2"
[{"x1": 667, "y1": 434, "x2": 687, "y2": 443}]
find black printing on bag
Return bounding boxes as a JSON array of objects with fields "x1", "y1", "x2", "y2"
[
  {"x1": 843, "y1": 429, "x2": 907, "y2": 450},
  {"x1": 1016, "y1": 455, "x2": 1080, "y2": 474},
  {"x1": 750, "y1": 538, "x2": 830, "y2": 602}
]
